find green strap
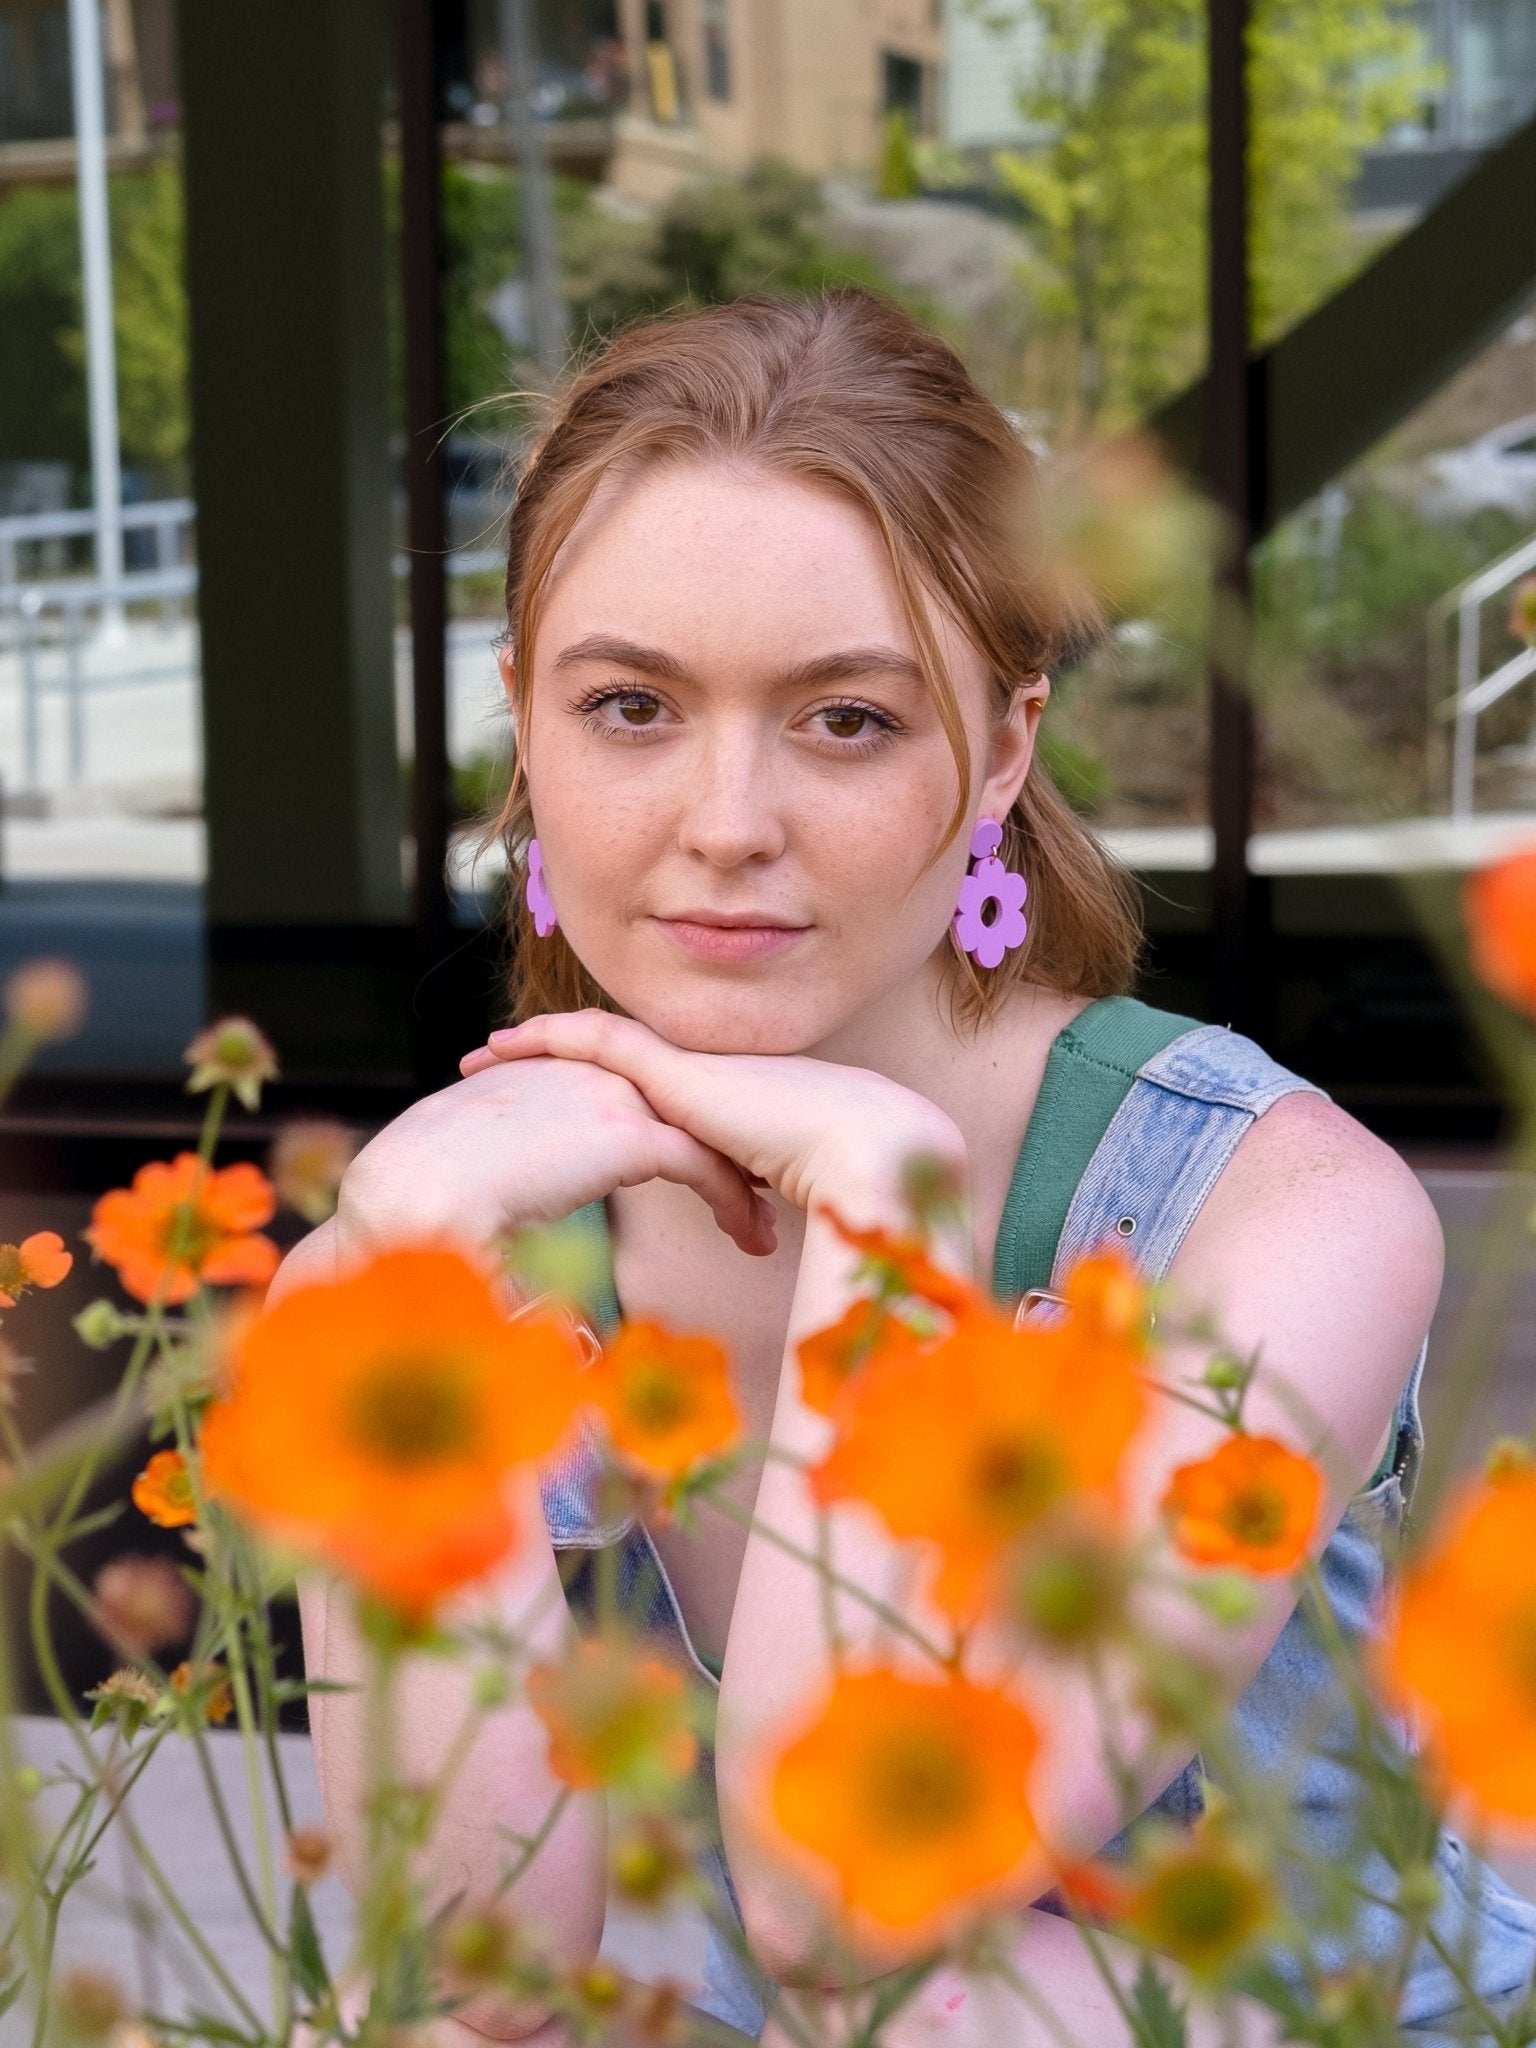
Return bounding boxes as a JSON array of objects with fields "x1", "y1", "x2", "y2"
[{"x1": 991, "y1": 996, "x2": 1199, "y2": 1302}]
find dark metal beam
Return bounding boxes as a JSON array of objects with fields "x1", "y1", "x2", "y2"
[
  {"x1": 395, "y1": 0, "x2": 454, "y2": 1076},
  {"x1": 1156, "y1": 108, "x2": 1536, "y2": 540},
  {"x1": 1206, "y1": 0, "x2": 1258, "y2": 1032}
]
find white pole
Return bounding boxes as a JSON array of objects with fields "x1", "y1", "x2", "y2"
[{"x1": 67, "y1": 0, "x2": 126, "y2": 638}]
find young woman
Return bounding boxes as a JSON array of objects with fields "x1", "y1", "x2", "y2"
[{"x1": 279, "y1": 290, "x2": 1536, "y2": 2045}]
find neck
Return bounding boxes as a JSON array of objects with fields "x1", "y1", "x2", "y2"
[{"x1": 807, "y1": 953, "x2": 1089, "y2": 1205}]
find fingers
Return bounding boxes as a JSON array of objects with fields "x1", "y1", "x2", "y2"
[
  {"x1": 471, "y1": 1013, "x2": 704, "y2": 1131},
  {"x1": 634, "y1": 1121, "x2": 777, "y2": 1258}
]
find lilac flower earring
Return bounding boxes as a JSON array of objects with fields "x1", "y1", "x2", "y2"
[
  {"x1": 954, "y1": 818, "x2": 1028, "y2": 969},
  {"x1": 525, "y1": 837, "x2": 557, "y2": 937}
]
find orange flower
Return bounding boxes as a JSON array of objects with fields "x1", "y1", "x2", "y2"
[
  {"x1": 132, "y1": 1448, "x2": 197, "y2": 1529},
  {"x1": 200, "y1": 1244, "x2": 584, "y2": 1616},
  {"x1": 86, "y1": 1155, "x2": 279, "y2": 1306},
  {"x1": 1162, "y1": 1435, "x2": 1322, "y2": 1576},
  {"x1": 1062, "y1": 1248, "x2": 1153, "y2": 1358},
  {"x1": 1379, "y1": 1467, "x2": 1536, "y2": 1824},
  {"x1": 797, "y1": 1298, "x2": 923, "y2": 1420},
  {"x1": 812, "y1": 1290, "x2": 1147, "y2": 1616},
  {"x1": 528, "y1": 1636, "x2": 697, "y2": 1797},
  {"x1": 820, "y1": 1207, "x2": 978, "y2": 1317},
  {"x1": 1466, "y1": 846, "x2": 1536, "y2": 1017},
  {"x1": 768, "y1": 1665, "x2": 1040, "y2": 1935},
  {"x1": 586, "y1": 1320, "x2": 739, "y2": 1480},
  {"x1": 0, "y1": 1230, "x2": 72, "y2": 1307},
  {"x1": 170, "y1": 1659, "x2": 233, "y2": 1723}
]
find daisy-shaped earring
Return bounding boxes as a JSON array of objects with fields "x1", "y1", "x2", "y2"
[{"x1": 953, "y1": 819, "x2": 1028, "y2": 969}]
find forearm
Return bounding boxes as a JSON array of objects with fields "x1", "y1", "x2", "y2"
[
  {"x1": 760, "y1": 1906, "x2": 1294, "y2": 2048},
  {"x1": 299, "y1": 1475, "x2": 608, "y2": 2027}
]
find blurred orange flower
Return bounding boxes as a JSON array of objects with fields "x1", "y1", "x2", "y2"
[
  {"x1": 768, "y1": 1665, "x2": 1040, "y2": 1934},
  {"x1": 170, "y1": 1658, "x2": 233, "y2": 1724},
  {"x1": 1379, "y1": 1467, "x2": 1536, "y2": 1824},
  {"x1": 820, "y1": 1208, "x2": 976, "y2": 1316},
  {"x1": 797, "y1": 1297, "x2": 922, "y2": 1420},
  {"x1": 1162, "y1": 1435, "x2": 1322, "y2": 1576},
  {"x1": 92, "y1": 1555, "x2": 195, "y2": 1658},
  {"x1": 1466, "y1": 846, "x2": 1536, "y2": 1017},
  {"x1": 86, "y1": 1155, "x2": 279, "y2": 1305},
  {"x1": 0, "y1": 1230, "x2": 72, "y2": 1307},
  {"x1": 132, "y1": 1448, "x2": 197, "y2": 1529},
  {"x1": 528, "y1": 1636, "x2": 697, "y2": 1797},
  {"x1": 812, "y1": 1271, "x2": 1148, "y2": 1616},
  {"x1": 587, "y1": 1320, "x2": 739, "y2": 1480},
  {"x1": 200, "y1": 1244, "x2": 583, "y2": 1616}
]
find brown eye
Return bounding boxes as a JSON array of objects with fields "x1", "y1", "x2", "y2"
[
  {"x1": 822, "y1": 706, "x2": 869, "y2": 740},
  {"x1": 616, "y1": 696, "x2": 660, "y2": 726}
]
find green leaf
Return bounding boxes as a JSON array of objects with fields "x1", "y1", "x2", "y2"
[
  {"x1": 1130, "y1": 1956, "x2": 1188, "y2": 2048},
  {"x1": 287, "y1": 1883, "x2": 331, "y2": 2005}
]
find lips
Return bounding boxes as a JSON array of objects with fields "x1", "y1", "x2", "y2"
[{"x1": 655, "y1": 915, "x2": 810, "y2": 962}]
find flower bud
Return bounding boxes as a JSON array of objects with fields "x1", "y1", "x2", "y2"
[
  {"x1": 1396, "y1": 1863, "x2": 1443, "y2": 1916},
  {"x1": 284, "y1": 1825, "x2": 332, "y2": 1887},
  {"x1": 5, "y1": 958, "x2": 87, "y2": 1043},
  {"x1": 74, "y1": 1300, "x2": 129, "y2": 1351},
  {"x1": 610, "y1": 1815, "x2": 692, "y2": 1908},
  {"x1": 91, "y1": 1556, "x2": 195, "y2": 1659},
  {"x1": 269, "y1": 1118, "x2": 357, "y2": 1225},
  {"x1": 1202, "y1": 1353, "x2": 1246, "y2": 1392},
  {"x1": 54, "y1": 1968, "x2": 126, "y2": 2042},
  {"x1": 184, "y1": 1016, "x2": 279, "y2": 1112},
  {"x1": 1189, "y1": 1572, "x2": 1259, "y2": 1626}
]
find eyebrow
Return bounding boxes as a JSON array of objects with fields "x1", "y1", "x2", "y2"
[{"x1": 550, "y1": 633, "x2": 927, "y2": 691}]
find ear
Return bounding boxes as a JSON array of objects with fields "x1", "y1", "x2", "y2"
[
  {"x1": 976, "y1": 673, "x2": 1051, "y2": 823},
  {"x1": 496, "y1": 643, "x2": 518, "y2": 705}
]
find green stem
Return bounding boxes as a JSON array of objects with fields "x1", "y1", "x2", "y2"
[
  {"x1": 490, "y1": 1786, "x2": 570, "y2": 1901},
  {"x1": 188, "y1": 1723, "x2": 284, "y2": 1952},
  {"x1": 22, "y1": 1532, "x2": 262, "y2": 2031},
  {"x1": 707, "y1": 1492, "x2": 949, "y2": 1667},
  {"x1": 25, "y1": 1891, "x2": 60, "y2": 2048}
]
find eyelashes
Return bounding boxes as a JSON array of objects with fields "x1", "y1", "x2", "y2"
[{"x1": 567, "y1": 678, "x2": 904, "y2": 757}]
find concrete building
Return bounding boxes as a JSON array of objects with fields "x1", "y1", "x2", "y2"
[{"x1": 603, "y1": 0, "x2": 943, "y2": 199}]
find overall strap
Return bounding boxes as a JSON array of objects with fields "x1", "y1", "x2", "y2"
[
  {"x1": 1052, "y1": 1023, "x2": 1327, "y2": 1289},
  {"x1": 992, "y1": 996, "x2": 1201, "y2": 1301}
]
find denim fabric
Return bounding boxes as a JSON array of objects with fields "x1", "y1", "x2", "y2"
[{"x1": 538, "y1": 1021, "x2": 1536, "y2": 2040}]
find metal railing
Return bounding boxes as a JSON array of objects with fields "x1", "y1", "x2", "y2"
[
  {"x1": 1434, "y1": 529, "x2": 1536, "y2": 818},
  {"x1": 0, "y1": 499, "x2": 508, "y2": 800}
]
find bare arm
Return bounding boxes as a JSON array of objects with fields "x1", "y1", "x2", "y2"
[{"x1": 714, "y1": 1095, "x2": 1444, "y2": 1986}]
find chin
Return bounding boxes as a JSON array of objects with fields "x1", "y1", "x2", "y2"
[{"x1": 623, "y1": 982, "x2": 843, "y2": 1056}]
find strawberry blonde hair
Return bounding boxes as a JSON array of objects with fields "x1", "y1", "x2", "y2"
[{"x1": 491, "y1": 287, "x2": 1141, "y2": 1026}]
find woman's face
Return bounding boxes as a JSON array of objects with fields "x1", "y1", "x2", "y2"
[{"x1": 509, "y1": 459, "x2": 1041, "y2": 1055}]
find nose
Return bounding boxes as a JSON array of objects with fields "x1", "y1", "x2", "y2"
[{"x1": 676, "y1": 726, "x2": 787, "y2": 869}]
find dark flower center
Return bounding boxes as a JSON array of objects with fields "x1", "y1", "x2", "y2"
[{"x1": 350, "y1": 1356, "x2": 475, "y2": 1466}]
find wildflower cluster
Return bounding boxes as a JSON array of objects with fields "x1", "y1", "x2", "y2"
[{"x1": 5, "y1": 884, "x2": 1536, "y2": 2048}]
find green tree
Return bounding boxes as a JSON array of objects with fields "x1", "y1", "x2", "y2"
[
  {"x1": 0, "y1": 161, "x2": 189, "y2": 486},
  {"x1": 989, "y1": 0, "x2": 1428, "y2": 426}
]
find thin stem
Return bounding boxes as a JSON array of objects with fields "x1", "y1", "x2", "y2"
[
  {"x1": 21, "y1": 1531, "x2": 262, "y2": 2030},
  {"x1": 187, "y1": 1723, "x2": 284, "y2": 1952},
  {"x1": 490, "y1": 1786, "x2": 571, "y2": 1901},
  {"x1": 707, "y1": 1492, "x2": 949, "y2": 1667}
]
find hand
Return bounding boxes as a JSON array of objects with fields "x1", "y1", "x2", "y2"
[
  {"x1": 336, "y1": 1053, "x2": 777, "y2": 1258},
  {"x1": 458, "y1": 1010, "x2": 967, "y2": 1220}
]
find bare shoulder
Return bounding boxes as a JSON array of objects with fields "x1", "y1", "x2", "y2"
[
  {"x1": 1200, "y1": 1091, "x2": 1442, "y2": 1277},
  {"x1": 1167, "y1": 1092, "x2": 1444, "y2": 1465}
]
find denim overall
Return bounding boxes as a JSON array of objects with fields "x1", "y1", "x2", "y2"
[{"x1": 539, "y1": 1007, "x2": 1536, "y2": 2041}]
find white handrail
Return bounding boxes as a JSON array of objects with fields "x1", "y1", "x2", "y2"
[{"x1": 1435, "y1": 527, "x2": 1536, "y2": 818}]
